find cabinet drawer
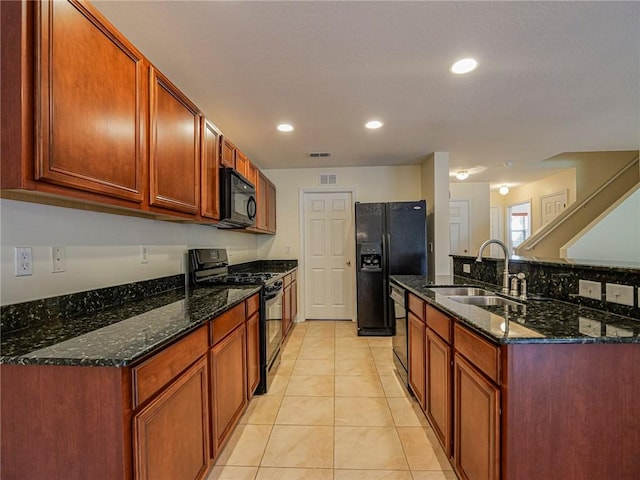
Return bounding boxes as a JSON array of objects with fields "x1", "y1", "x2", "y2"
[
  {"x1": 132, "y1": 325, "x2": 208, "y2": 407},
  {"x1": 426, "y1": 304, "x2": 451, "y2": 343},
  {"x1": 211, "y1": 302, "x2": 245, "y2": 346},
  {"x1": 246, "y1": 293, "x2": 260, "y2": 318},
  {"x1": 454, "y1": 323, "x2": 500, "y2": 384},
  {"x1": 283, "y1": 273, "x2": 292, "y2": 288},
  {"x1": 408, "y1": 293, "x2": 425, "y2": 321}
]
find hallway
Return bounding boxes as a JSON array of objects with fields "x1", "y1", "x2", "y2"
[{"x1": 208, "y1": 320, "x2": 455, "y2": 480}]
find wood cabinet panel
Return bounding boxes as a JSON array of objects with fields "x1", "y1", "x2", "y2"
[
  {"x1": 210, "y1": 302, "x2": 245, "y2": 345},
  {"x1": 235, "y1": 151, "x2": 249, "y2": 178},
  {"x1": 291, "y1": 278, "x2": 298, "y2": 323},
  {"x1": 246, "y1": 293, "x2": 260, "y2": 318},
  {"x1": 200, "y1": 118, "x2": 220, "y2": 220},
  {"x1": 283, "y1": 279, "x2": 293, "y2": 338},
  {"x1": 426, "y1": 328, "x2": 452, "y2": 457},
  {"x1": 454, "y1": 353, "x2": 500, "y2": 480},
  {"x1": 255, "y1": 172, "x2": 268, "y2": 231},
  {"x1": 35, "y1": 0, "x2": 145, "y2": 203},
  {"x1": 426, "y1": 304, "x2": 451, "y2": 343},
  {"x1": 134, "y1": 356, "x2": 209, "y2": 480},
  {"x1": 220, "y1": 137, "x2": 236, "y2": 168},
  {"x1": 149, "y1": 67, "x2": 200, "y2": 214},
  {"x1": 210, "y1": 323, "x2": 247, "y2": 456},
  {"x1": 246, "y1": 161, "x2": 258, "y2": 188},
  {"x1": 454, "y1": 324, "x2": 500, "y2": 384},
  {"x1": 408, "y1": 311, "x2": 426, "y2": 410},
  {"x1": 267, "y1": 179, "x2": 277, "y2": 232},
  {"x1": 246, "y1": 311, "x2": 260, "y2": 399},
  {"x1": 408, "y1": 293, "x2": 425, "y2": 320},
  {"x1": 132, "y1": 326, "x2": 208, "y2": 408}
]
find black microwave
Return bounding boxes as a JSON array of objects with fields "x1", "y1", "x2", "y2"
[{"x1": 219, "y1": 167, "x2": 257, "y2": 228}]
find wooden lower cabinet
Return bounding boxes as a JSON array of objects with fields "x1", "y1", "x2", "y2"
[
  {"x1": 246, "y1": 310, "x2": 260, "y2": 399},
  {"x1": 408, "y1": 311, "x2": 426, "y2": 409},
  {"x1": 283, "y1": 279, "x2": 293, "y2": 338},
  {"x1": 426, "y1": 328, "x2": 452, "y2": 457},
  {"x1": 453, "y1": 353, "x2": 500, "y2": 480},
  {"x1": 210, "y1": 322, "x2": 247, "y2": 456},
  {"x1": 134, "y1": 356, "x2": 210, "y2": 480}
]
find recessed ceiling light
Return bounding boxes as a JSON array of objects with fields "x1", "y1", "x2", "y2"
[
  {"x1": 365, "y1": 120, "x2": 383, "y2": 129},
  {"x1": 455, "y1": 170, "x2": 470, "y2": 180},
  {"x1": 499, "y1": 185, "x2": 510, "y2": 195},
  {"x1": 277, "y1": 123, "x2": 293, "y2": 132},
  {"x1": 450, "y1": 58, "x2": 478, "y2": 75}
]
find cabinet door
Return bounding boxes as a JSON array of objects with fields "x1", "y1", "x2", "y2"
[
  {"x1": 282, "y1": 283, "x2": 292, "y2": 338},
  {"x1": 134, "y1": 356, "x2": 210, "y2": 480},
  {"x1": 35, "y1": 0, "x2": 145, "y2": 203},
  {"x1": 210, "y1": 323, "x2": 247, "y2": 456},
  {"x1": 267, "y1": 180, "x2": 277, "y2": 233},
  {"x1": 454, "y1": 353, "x2": 500, "y2": 480},
  {"x1": 256, "y1": 172, "x2": 268, "y2": 231},
  {"x1": 408, "y1": 312, "x2": 426, "y2": 409},
  {"x1": 291, "y1": 279, "x2": 298, "y2": 323},
  {"x1": 149, "y1": 67, "x2": 200, "y2": 214},
  {"x1": 426, "y1": 329, "x2": 452, "y2": 457},
  {"x1": 247, "y1": 161, "x2": 258, "y2": 188},
  {"x1": 220, "y1": 138, "x2": 236, "y2": 168},
  {"x1": 201, "y1": 119, "x2": 220, "y2": 220},
  {"x1": 246, "y1": 311, "x2": 260, "y2": 399},
  {"x1": 235, "y1": 151, "x2": 249, "y2": 178}
]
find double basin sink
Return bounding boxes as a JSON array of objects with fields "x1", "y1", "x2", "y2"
[{"x1": 429, "y1": 286, "x2": 522, "y2": 307}]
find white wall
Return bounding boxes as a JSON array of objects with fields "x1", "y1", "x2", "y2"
[
  {"x1": 0, "y1": 199, "x2": 258, "y2": 305},
  {"x1": 449, "y1": 182, "x2": 491, "y2": 254},
  {"x1": 421, "y1": 152, "x2": 451, "y2": 277},
  {"x1": 256, "y1": 165, "x2": 423, "y2": 260},
  {"x1": 564, "y1": 187, "x2": 640, "y2": 262}
]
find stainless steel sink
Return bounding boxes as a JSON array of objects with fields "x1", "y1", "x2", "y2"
[
  {"x1": 447, "y1": 295, "x2": 522, "y2": 307},
  {"x1": 429, "y1": 287, "x2": 493, "y2": 296}
]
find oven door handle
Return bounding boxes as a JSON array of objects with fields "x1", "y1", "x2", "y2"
[{"x1": 264, "y1": 288, "x2": 283, "y2": 301}]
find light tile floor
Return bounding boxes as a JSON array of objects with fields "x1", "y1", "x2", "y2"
[{"x1": 208, "y1": 320, "x2": 456, "y2": 480}]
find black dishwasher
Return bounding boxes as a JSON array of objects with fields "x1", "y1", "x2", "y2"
[{"x1": 390, "y1": 283, "x2": 408, "y2": 386}]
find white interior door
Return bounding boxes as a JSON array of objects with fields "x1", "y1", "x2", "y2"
[
  {"x1": 449, "y1": 200, "x2": 470, "y2": 255},
  {"x1": 303, "y1": 191, "x2": 355, "y2": 320},
  {"x1": 541, "y1": 191, "x2": 568, "y2": 226}
]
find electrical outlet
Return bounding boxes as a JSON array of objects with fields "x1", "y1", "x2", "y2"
[
  {"x1": 578, "y1": 280, "x2": 601, "y2": 300},
  {"x1": 605, "y1": 283, "x2": 634, "y2": 306},
  {"x1": 463, "y1": 264, "x2": 471, "y2": 274},
  {"x1": 51, "y1": 246, "x2": 66, "y2": 273},
  {"x1": 140, "y1": 245, "x2": 149, "y2": 264},
  {"x1": 15, "y1": 247, "x2": 33, "y2": 276},
  {"x1": 284, "y1": 245, "x2": 291, "y2": 254}
]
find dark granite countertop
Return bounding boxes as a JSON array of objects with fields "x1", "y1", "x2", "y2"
[
  {"x1": 0, "y1": 285, "x2": 261, "y2": 367},
  {"x1": 230, "y1": 260, "x2": 298, "y2": 276},
  {"x1": 391, "y1": 275, "x2": 640, "y2": 345}
]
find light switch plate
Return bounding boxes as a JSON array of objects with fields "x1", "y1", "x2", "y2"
[
  {"x1": 578, "y1": 279, "x2": 601, "y2": 300},
  {"x1": 605, "y1": 283, "x2": 634, "y2": 306},
  {"x1": 463, "y1": 264, "x2": 471, "y2": 274}
]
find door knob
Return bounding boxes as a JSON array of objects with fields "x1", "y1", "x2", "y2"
[{"x1": 346, "y1": 261, "x2": 351, "y2": 266}]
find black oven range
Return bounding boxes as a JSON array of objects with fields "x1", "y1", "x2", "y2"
[{"x1": 189, "y1": 248, "x2": 283, "y2": 395}]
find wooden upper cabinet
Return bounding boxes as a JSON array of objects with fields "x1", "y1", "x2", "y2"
[
  {"x1": 149, "y1": 67, "x2": 200, "y2": 214},
  {"x1": 247, "y1": 161, "x2": 258, "y2": 189},
  {"x1": 201, "y1": 118, "x2": 220, "y2": 220},
  {"x1": 220, "y1": 137, "x2": 236, "y2": 168},
  {"x1": 266, "y1": 179, "x2": 277, "y2": 233},
  {"x1": 255, "y1": 172, "x2": 269, "y2": 231},
  {"x1": 34, "y1": 0, "x2": 146, "y2": 203},
  {"x1": 235, "y1": 151, "x2": 249, "y2": 178}
]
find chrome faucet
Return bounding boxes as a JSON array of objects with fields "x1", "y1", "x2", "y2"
[{"x1": 476, "y1": 239, "x2": 511, "y2": 295}]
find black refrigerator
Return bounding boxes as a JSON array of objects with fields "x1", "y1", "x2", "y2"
[{"x1": 355, "y1": 200, "x2": 427, "y2": 336}]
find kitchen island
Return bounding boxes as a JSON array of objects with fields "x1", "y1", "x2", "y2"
[{"x1": 391, "y1": 274, "x2": 640, "y2": 480}]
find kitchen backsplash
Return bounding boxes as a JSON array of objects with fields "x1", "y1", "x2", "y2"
[
  {"x1": 1, "y1": 274, "x2": 184, "y2": 334},
  {"x1": 451, "y1": 255, "x2": 639, "y2": 319}
]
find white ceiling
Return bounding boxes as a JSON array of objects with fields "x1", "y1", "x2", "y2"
[{"x1": 93, "y1": 1, "x2": 640, "y2": 189}]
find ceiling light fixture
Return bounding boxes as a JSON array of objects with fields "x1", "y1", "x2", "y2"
[
  {"x1": 499, "y1": 185, "x2": 510, "y2": 195},
  {"x1": 455, "y1": 170, "x2": 470, "y2": 180},
  {"x1": 365, "y1": 120, "x2": 383, "y2": 129},
  {"x1": 450, "y1": 58, "x2": 478, "y2": 75},
  {"x1": 277, "y1": 123, "x2": 293, "y2": 132}
]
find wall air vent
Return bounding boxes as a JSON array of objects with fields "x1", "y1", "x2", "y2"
[
  {"x1": 308, "y1": 152, "x2": 332, "y2": 158},
  {"x1": 319, "y1": 173, "x2": 337, "y2": 185}
]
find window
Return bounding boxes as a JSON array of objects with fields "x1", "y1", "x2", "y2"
[{"x1": 508, "y1": 201, "x2": 531, "y2": 254}]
